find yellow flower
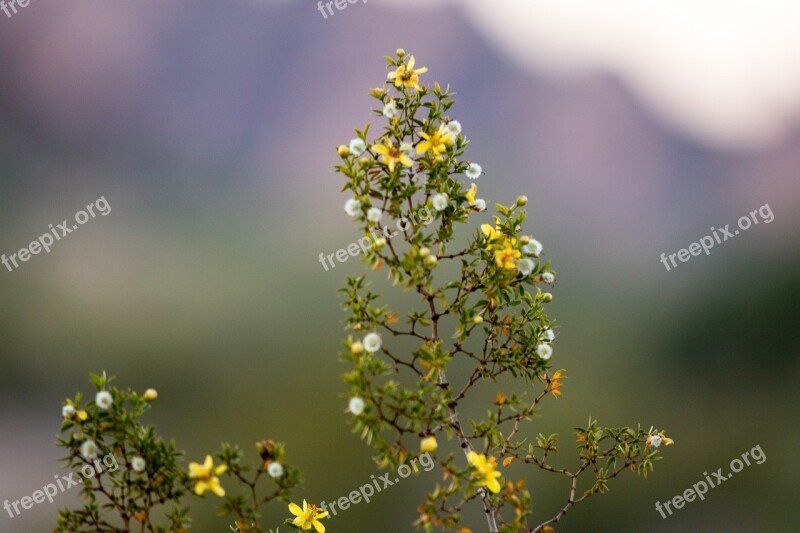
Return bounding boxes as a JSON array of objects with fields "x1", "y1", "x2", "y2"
[
  {"x1": 481, "y1": 224, "x2": 506, "y2": 250},
  {"x1": 481, "y1": 223, "x2": 520, "y2": 269},
  {"x1": 76, "y1": 410, "x2": 89, "y2": 421},
  {"x1": 416, "y1": 124, "x2": 451, "y2": 156},
  {"x1": 387, "y1": 55, "x2": 428, "y2": 90},
  {"x1": 288, "y1": 500, "x2": 328, "y2": 533},
  {"x1": 494, "y1": 243, "x2": 521, "y2": 270},
  {"x1": 421, "y1": 436, "x2": 438, "y2": 453},
  {"x1": 371, "y1": 138, "x2": 413, "y2": 173},
  {"x1": 188, "y1": 455, "x2": 227, "y2": 497},
  {"x1": 465, "y1": 184, "x2": 477, "y2": 206},
  {"x1": 549, "y1": 370, "x2": 565, "y2": 398},
  {"x1": 467, "y1": 451, "x2": 502, "y2": 494},
  {"x1": 481, "y1": 223, "x2": 510, "y2": 247}
]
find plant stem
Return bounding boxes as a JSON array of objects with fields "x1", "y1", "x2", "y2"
[{"x1": 428, "y1": 289, "x2": 499, "y2": 533}]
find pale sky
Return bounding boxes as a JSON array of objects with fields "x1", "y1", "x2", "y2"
[{"x1": 356, "y1": 0, "x2": 800, "y2": 148}]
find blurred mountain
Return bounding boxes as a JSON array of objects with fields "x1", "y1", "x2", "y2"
[{"x1": 1, "y1": 1, "x2": 798, "y2": 242}]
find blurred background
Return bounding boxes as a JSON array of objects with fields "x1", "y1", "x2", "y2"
[{"x1": 1, "y1": 0, "x2": 798, "y2": 531}]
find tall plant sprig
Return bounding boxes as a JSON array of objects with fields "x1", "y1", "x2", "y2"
[{"x1": 336, "y1": 49, "x2": 673, "y2": 532}]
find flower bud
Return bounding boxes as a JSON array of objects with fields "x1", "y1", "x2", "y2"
[
  {"x1": 520, "y1": 235, "x2": 531, "y2": 245},
  {"x1": 516, "y1": 195, "x2": 528, "y2": 206},
  {"x1": 372, "y1": 237, "x2": 386, "y2": 249},
  {"x1": 256, "y1": 439, "x2": 277, "y2": 461},
  {"x1": 472, "y1": 315, "x2": 484, "y2": 325},
  {"x1": 351, "y1": 341, "x2": 364, "y2": 355},
  {"x1": 418, "y1": 247, "x2": 430, "y2": 258},
  {"x1": 143, "y1": 389, "x2": 158, "y2": 401},
  {"x1": 420, "y1": 436, "x2": 438, "y2": 453},
  {"x1": 396, "y1": 48, "x2": 406, "y2": 58},
  {"x1": 337, "y1": 145, "x2": 350, "y2": 156},
  {"x1": 424, "y1": 255, "x2": 438, "y2": 267},
  {"x1": 542, "y1": 292, "x2": 553, "y2": 303}
]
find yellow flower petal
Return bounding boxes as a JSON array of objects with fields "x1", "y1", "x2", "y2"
[
  {"x1": 211, "y1": 481, "x2": 225, "y2": 497},
  {"x1": 188, "y1": 463, "x2": 203, "y2": 478},
  {"x1": 465, "y1": 184, "x2": 477, "y2": 206}
]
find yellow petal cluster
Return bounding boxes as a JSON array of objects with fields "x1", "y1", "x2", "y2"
[
  {"x1": 417, "y1": 124, "x2": 451, "y2": 156},
  {"x1": 188, "y1": 455, "x2": 227, "y2": 497},
  {"x1": 288, "y1": 500, "x2": 328, "y2": 533},
  {"x1": 467, "y1": 451, "x2": 502, "y2": 494},
  {"x1": 372, "y1": 138, "x2": 413, "y2": 173},
  {"x1": 387, "y1": 55, "x2": 428, "y2": 90},
  {"x1": 550, "y1": 370, "x2": 565, "y2": 398},
  {"x1": 481, "y1": 224, "x2": 521, "y2": 270}
]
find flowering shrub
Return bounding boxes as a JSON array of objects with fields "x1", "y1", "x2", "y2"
[
  {"x1": 55, "y1": 50, "x2": 672, "y2": 533},
  {"x1": 56, "y1": 373, "x2": 319, "y2": 533},
  {"x1": 336, "y1": 50, "x2": 673, "y2": 532},
  {"x1": 57, "y1": 373, "x2": 191, "y2": 532}
]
